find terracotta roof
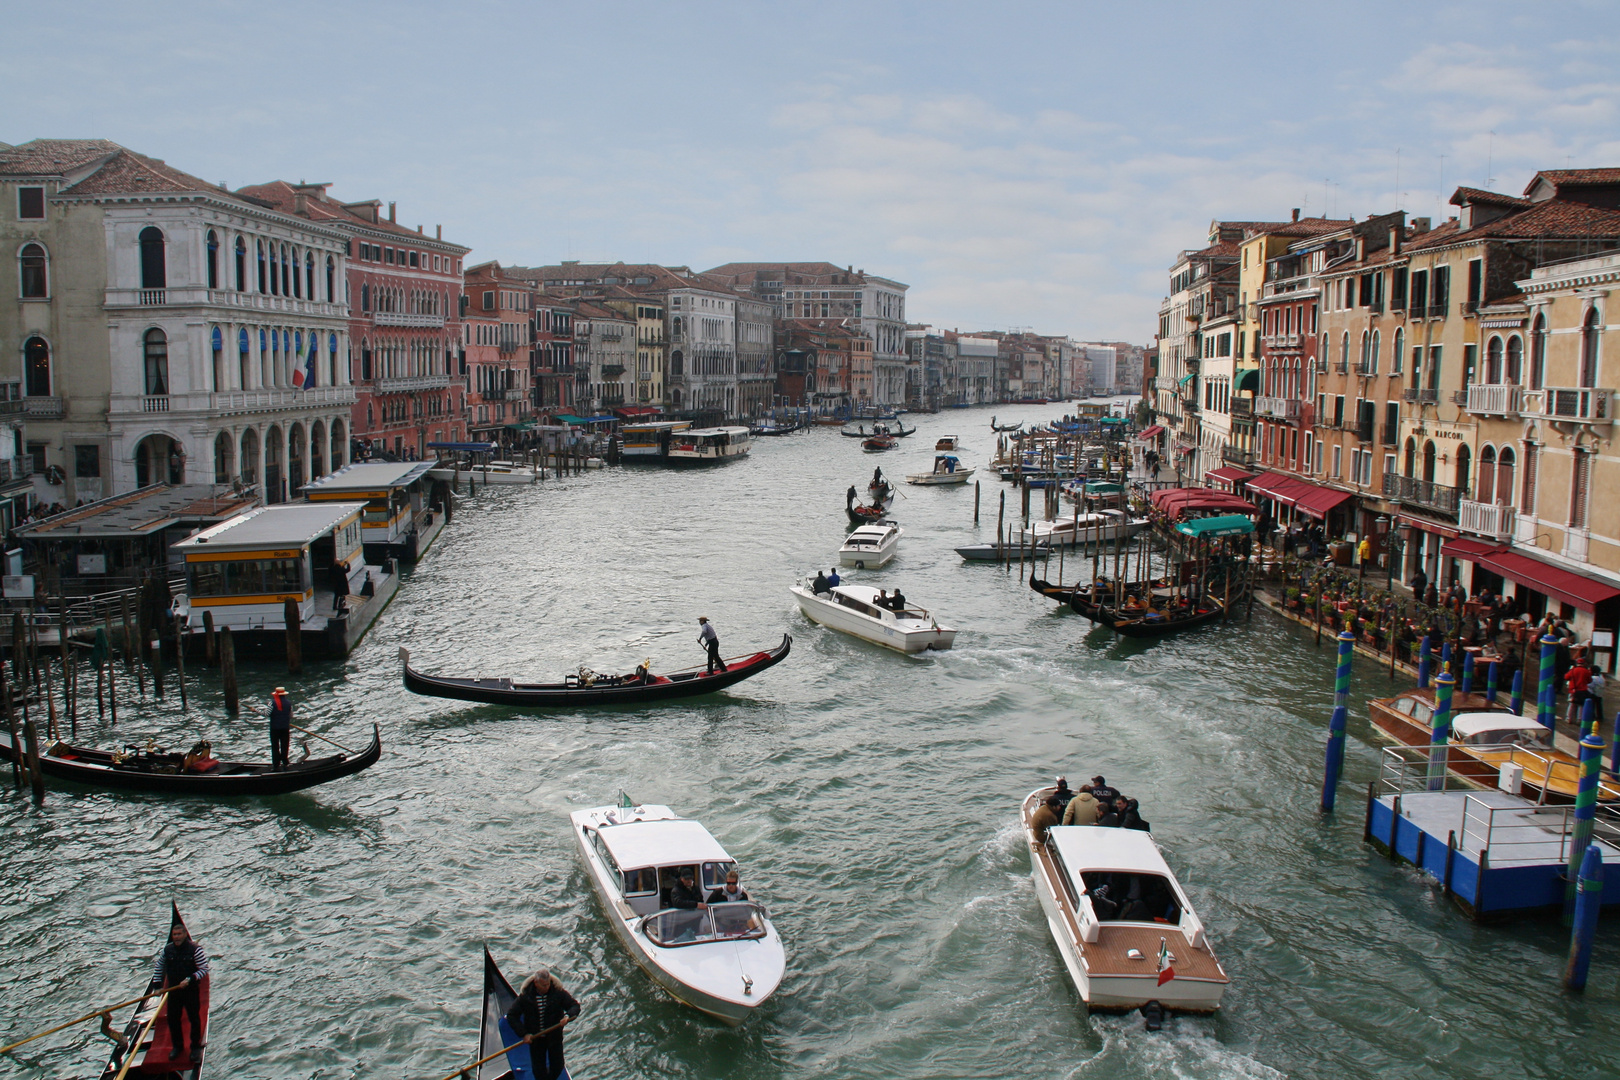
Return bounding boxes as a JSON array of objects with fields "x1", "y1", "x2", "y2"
[
  {"x1": 0, "y1": 138, "x2": 123, "y2": 177},
  {"x1": 1450, "y1": 186, "x2": 1532, "y2": 209},
  {"x1": 1526, "y1": 169, "x2": 1620, "y2": 191},
  {"x1": 54, "y1": 148, "x2": 241, "y2": 204},
  {"x1": 1407, "y1": 200, "x2": 1620, "y2": 248},
  {"x1": 510, "y1": 262, "x2": 739, "y2": 295},
  {"x1": 236, "y1": 180, "x2": 470, "y2": 251}
]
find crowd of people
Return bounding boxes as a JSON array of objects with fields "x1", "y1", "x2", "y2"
[{"x1": 1030, "y1": 774, "x2": 1150, "y2": 844}]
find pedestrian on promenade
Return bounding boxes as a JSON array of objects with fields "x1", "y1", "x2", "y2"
[{"x1": 698, "y1": 617, "x2": 726, "y2": 675}]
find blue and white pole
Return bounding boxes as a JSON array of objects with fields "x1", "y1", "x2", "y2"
[
  {"x1": 1427, "y1": 669, "x2": 1456, "y2": 792},
  {"x1": 1461, "y1": 650, "x2": 1475, "y2": 696},
  {"x1": 1323, "y1": 629, "x2": 1354, "y2": 812},
  {"x1": 1486, "y1": 660, "x2": 1499, "y2": 706}
]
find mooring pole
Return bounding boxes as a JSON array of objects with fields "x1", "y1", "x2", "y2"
[
  {"x1": 1563, "y1": 843, "x2": 1603, "y2": 991},
  {"x1": 1426, "y1": 669, "x2": 1456, "y2": 792},
  {"x1": 220, "y1": 626, "x2": 239, "y2": 715},
  {"x1": 1565, "y1": 723, "x2": 1605, "y2": 921},
  {"x1": 1323, "y1": 628, "x2": 1355, "y2": 812},
  {"x1": 1537, "y1": 633, "x2": 1559, "y2": 733}
]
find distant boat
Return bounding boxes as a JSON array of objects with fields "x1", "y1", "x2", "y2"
[
  {"x1": 789, "y1": 583, "x2": 956, "y2": 653},
  {"x1": 839, "y1": 522, "x2": 903, "y2": 568},
  {"x1": 862, "y1": 434, "x2": 897, "y2": 452},
  {"x1": 991, "y1": 416, "x2": 1022, "y2": 432},
  {"x1": 905, "y1": 455, "x2": 974, "y2": 485},
  {"x1": 934, "y1": 435, "x2": 960, "y2": 451}
]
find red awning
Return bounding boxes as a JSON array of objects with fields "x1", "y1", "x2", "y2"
[
  {"x1": 614, "y1": 405, "x2": 661, "y2": 417},
  {"x1": 1398, "y1": 512, "x2": 1459, "y2": 539},
  {"x1": 1246, "y1": 470, "x2": 1314, "y2": 506},
  {"x1": 1295, "y1": 486, "x2": 1353, "y2": 520},
  {"x1": 1446, "y1": 542, "x2": 1620, "y2": 612},
  {"x1": 1205, "y1": 466, "x2": 1256, "y2": 487},
  {"x1": 1138, "y1": 425, "x2": 1164, "y2": 439},
  {"x1": 1149, "y1": 487, "x2": 1257, "y2": 520}
]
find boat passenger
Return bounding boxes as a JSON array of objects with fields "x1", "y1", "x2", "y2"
[
  {"x1": 1088, "y1": 776, "x2": 1119, "y2": 804},
  {"x1": 1062, "y1": 788, "x2": 1099, "y2": 825},
  {"x1": 1030, "y1": 796, "x2": 1062, "y2": 846},
  {"x1": 1118, "y1": 798, "x2": 1149, "y2": 831},
  {"x1": 827, "y1": 568, "x2": 841, "y2": 588},
  {"x1": 812, "y1": 571, "x2": 831, "y2": 595},
  {"x1": 1051, "y1": 776, "x2": 1074, "y2": 811},
  {"x1": 876, "y1": 589, "x2": 891, "y2": 609},
  {"x1": 505, "y1": 968, "x2": 580, "y2": 1080},
  {"x1": 706, "y1": 869, "x2": 750, "y2": 904},
  {"x1": 183, "y1": 740, "x2": 220, "y2": 774},
  {"x1": 668, "y1": 868, "x2": 707, "y2": 910},
  {"x1": 890, "y1": 588, "x2": 907, "y2": 611}
]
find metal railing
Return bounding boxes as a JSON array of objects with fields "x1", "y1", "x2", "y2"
[
  {"x1": 375, "y1": 373, "x2": 451, "y2": 393},
  {"x1": 374, "y1": 311, "x2": 445, "y2": 328},
  {"x1": 1541, "y1": 386, "x2": 1611, "y2": 423},
  {"x1": 1418, "y1": 388, "x2": 1438, "y2": 404},
  {"x1": 1383, "y1": 473, "x2": 1461, "y2": 514},
  {"x1": 1255, "y1": 396, "x2": 1302, "y2": 419}
]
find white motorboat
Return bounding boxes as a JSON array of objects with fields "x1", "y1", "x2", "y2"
[
  {"x1": 1022, "y1": 786, "x2": 1229, "y2": 1013},
  {"x1": 905, "y1": 454, "x2": 975, "y2": 485},
  {"x1": 789, "y1": 582, "x2": 956, "y2": 653},
  {"x1": 571, "y1": 798, "x2": 785, "y2": 1025},
  {"x1": 1011, "y1": 509, "x2": 1146, "y2": 549},
  {"x1": 935, "y1": 435, "x2": 960, "y2": 451},
  {"x1": 667, "y1": 426, "x2": 751, "y2": 464},
  {"x1": 839, "y1": 522, "x2": 903, "y2": 568},
  {"x1": 426, "y1": 459, "x2": 541, "y2": 484}
]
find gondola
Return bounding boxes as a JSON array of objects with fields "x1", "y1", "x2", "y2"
[
  {"x1": 846, "y1": 502, "x2": 890, "y2": 524},
  {"x1": 401, "y1": 634, "x2": 792, "y2": 707},
  {"x1": 100, "y1": 904, "x2": 208, "y2": 1080},
  {"x1": 862, "y1": 435, "x2": 897, "y2": 452},
  {"x1": 990, "y1": 416, "x2": 1023, "y2": 432},
  {"x1": 0, "y1": 725, "x2": 381, "y2": 796},
  {"x1": 1028, "y1": 571, "x2": 1080, "y2": 605},
  {"x1": 475, "y1": 949, "x2": 572, "y2": 1080},
  {"x1": 1096, "y1": 597, "x2": 1227, "y2": 637}
]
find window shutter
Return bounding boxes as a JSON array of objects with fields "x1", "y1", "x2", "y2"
[{"x1": 1521, "y1": 445, "x2": 1537, "y2": 515}]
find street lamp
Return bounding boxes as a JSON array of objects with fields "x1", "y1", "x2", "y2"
[{"x1": 1376, "y1": 515, "x2": 1390, "y2": 589}]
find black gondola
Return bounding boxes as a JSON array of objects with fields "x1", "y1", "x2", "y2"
[
  {"x1": 1028, "y1": 572, "x2": 1079, "y2": 605},
  {"x1": 100, "y1": 904, "x2": 208, "y2": 1080},
  {"x1": 475, "y1": 949, "x2": 571, "y2": 1080},
  {"x1": 1093, "y1": 598, "x2": 1226, "y2": 636},
  {"x1": 401, "y1": 635, "x2": 792, "y2": 707},
  {"x1": 0, "y1": 725, "x2": 381, "y2": 797}
]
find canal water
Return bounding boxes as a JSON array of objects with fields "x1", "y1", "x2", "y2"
[{"x1": 1, "y1": 403, "x2": 1614, "y2": 1080}]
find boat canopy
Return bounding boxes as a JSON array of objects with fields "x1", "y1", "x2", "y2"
[
  {"x1": 1048, "y1": 824, "x2": 1174, "y2": 877},
  {"x1": 1175, "y1": 514, "x2": 1256, "y2": 539},
  {"x1": 595, "y1": 815, "x2": 731, "y2": 870},
  {"x1": 426, "y1": 441, "x2": 499, "y2": 453},
  {"x1": 1083, "y1": 482, "x2": 1124, "y2": 495},
  {"x1": 1451, "y1": 712, "x2": 1548, "y2": 739}
]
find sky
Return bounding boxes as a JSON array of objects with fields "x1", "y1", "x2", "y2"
[{"x1": 6, "y1": 0, "x2": 1620, "y2": 343}]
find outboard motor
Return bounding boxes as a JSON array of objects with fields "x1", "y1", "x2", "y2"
[{"x1": 1140, "y1": 1000, "x2": 1164, "y2": 1032}]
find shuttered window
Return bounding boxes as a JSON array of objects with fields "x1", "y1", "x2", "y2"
[
  {"x1": 1571, "y1": 449, "x2": 1592, "y2": 529},
  {"x1": 1520, "y1": 444, "x2": 1537, "y2": 515}
]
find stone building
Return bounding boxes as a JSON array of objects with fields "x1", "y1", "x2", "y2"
[
  {"x1": 462, "y1": 262, "x2": 533, "y2": 440},
  {"x1": 572, "y1": 299, "x2": 636, "y2": 412},
  {"x1": 0, "y1": 139, "x2": 354, "y2": 505}
]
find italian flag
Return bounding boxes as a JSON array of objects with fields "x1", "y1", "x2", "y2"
[{"x1": 1157, "y1": 936, "x2": 1175, "y2": 986}]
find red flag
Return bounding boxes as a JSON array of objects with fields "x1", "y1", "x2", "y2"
[
  {"x1": 1157, "y1": 964, "x2": 1176, "y2": 986},
  {"x1": 1156, "y1": 936, "x2": 1174, "y2": 985}
]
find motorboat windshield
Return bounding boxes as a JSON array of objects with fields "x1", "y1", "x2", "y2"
[{"x1": 642, "y1": 902, "x2": 770, "y2": 947}]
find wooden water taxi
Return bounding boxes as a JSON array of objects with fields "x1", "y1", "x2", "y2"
[
  {"x1": 789, "y1": 583, "x2": 956, "y2": 653},
  {"x1": 400, "y1": 636, "x2": 791, "y2": 708},
  {"x1": 571, "y1": 798, "x2": 785, "y2": 1025},
  {"x1": 905, "y1": 455, "x2": 974, "y2": 485},
  {"x1": 935, "y1": 435, "x2": 960, "y2": 451},
  {"x1": 838, "y1": 522, "x2": 903, "y2": 568},
  {"x1": 1022, "y1": 787, "x2": 1228, "y2": 1014},
  {"x1": 1011, "y1": 509, "x2": 1146, "y2": 548}
]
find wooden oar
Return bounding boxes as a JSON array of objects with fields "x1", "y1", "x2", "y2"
[
  {"x1": 245, "y1": 706, "x2": 357, "y2": 754},
  {"x1": 111, "y1": 991, "x2": 167, "y2": 1080},
  {"x1": 435, "y1": 1018, "x2": 568, "y2": 1080},
  {"x1": 0, "y1": 985, "x2": 180, "y2": 1055}
]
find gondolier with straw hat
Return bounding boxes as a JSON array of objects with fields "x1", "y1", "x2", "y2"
[
  {"x1": 267, "y1": 687, "x2": 292, "y2": 771},
  {"x1": 698, "y1": 617, "x2": 727, "y2": 675}
]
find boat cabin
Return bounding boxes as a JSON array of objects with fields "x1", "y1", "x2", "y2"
[
  {"x1": 669, "y1": 426, "x2": 751, "y2": 463},
  {"x1": 620, "y1": 421, "x2": 694, "y2": 460},
  {"x1": 931, "y1": 454, "x2": 963, "y2": 474},
  {"x1": 1451, "y1": 712, "x2": 1553, "y2": 748},
  {"x1": 585, "y1": 814, "x2": 737, "y2": 917},
  {"x1": 301, "y1": 460, "x2": 440, "y2": 562},
  {"x1": 1047, "y1": 827, "x2": 1205, "y2": 946},
  {"x1": 173, "y1": 501, "x2": 366, "y2": 633}
]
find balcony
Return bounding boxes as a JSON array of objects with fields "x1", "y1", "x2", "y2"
[
  {"x1": 1355, "y1": 421, "x2": 1375, "y2": 443},
  {"x1": 376, "y1": 373, "x2": 452, "y2": 393},
  {"x1": 1255, "y1": 396, "x2": 1302, "y2": 420},
  {"x1": 211, "y1": 385, "x2": 356, "y2": 415},
  {"x1": 103, "y1": 288, "x2": 346, "y2": 319},
  {"x1": 1466, "y1": 383, "x2": 1521, "y2": 417},
  {"x1": 1383, "y1": 473, "x2": 1461, "y2": 516},
  {"x1": 0, "y1": 458, "x2": 30, "y2": 483},
  {"x1": 1334, "y1": 360, "x2": 1349, "y2": 374},
  {"x1": 23, "y1": 396, "x2": 63, "y2": 418},
  {"x1": 481, "y1": 387, "x2": 509, "y2": 402},
  {"x1": 1428, "y1": 304, "x2": 1448, "y2": 319},
  {"x1": 1459, "y1": 500, "x2": 1516, "y2": 541},
  {"x1": 1540, "y1": 386, "x2": 1611, "y2": 424},
  {"x1": 139, "y1": 289, "x2": 166, "y2": 305},
  {"x1": 1356, "y1": 362, "x2": 1376, "y2": 376},
  {"x1": 374, "y1": 311, "x2": 445, "y2": 329},
  {"x1": 600, "y1": 364, "x2": 626, "y2": 379},
  {"x1": 1222, "y1": 444, "x2": 1256, "y2": 468},
  {"x1": 143, "y1": 395, "x2": 170, "y2": 413}
]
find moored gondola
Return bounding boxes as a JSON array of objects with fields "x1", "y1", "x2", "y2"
[
  {"x1": 1098, "y1": 597, "x2": 1227, "y2": 637},
  {"x1": 100, "y1": 904, "x2": 209, "y2": 1080},
  {"x1": 1028, "y1": 571, "x2": 1080, "y2": 605},
  {"x1": 0, "y1": 725, "x2": 381, "y2": 797},
  {"x1": 401, "y1": 635, "x2": 791, "y2": 707}
]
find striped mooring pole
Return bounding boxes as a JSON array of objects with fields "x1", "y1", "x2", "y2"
[
  {"x1": 1322, "y1": 629, "x2": 1355, "y2": 812},
  {"x1": 1427, "y1": 669, "x2": 1456, "y2": 792},
  {"x1": 1538, "y1": 634, "x2": 1560, "y2": 733},
  {"x1": 1418, "y1": 635, "x2": 1433, "y2": 690},
  {"x1": 1564, "y1": 843, "x2": 1604, "y2": 991},
  {"x1": 1565, "y1": 724, "x2": 1606, "y2": 923},
  {"x1": 1461, "y1": 650, "x2": 1475, "y2": 696},
  {"x1": 1511, "y1": 669, "x2": 1524, "y2": 716},
  {"x1": 1486, "y1": 660, "x2": 1499, "y2": 706}
]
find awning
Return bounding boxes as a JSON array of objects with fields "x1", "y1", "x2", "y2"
[
  {"x1": 1245, "y1": 471, "x2": 1313, "y2": 506},
  {"x1": 614, "y1": 406, "x2": 661, "y2": 417},
  {"x1": 1398, "y1": 511, "x2": 1460, "y2": 539},
  {"x1": 1176, "y1": 514, "x2": 1256, "y2": 539},
  {"x1": 1178, "y1": 373, "x2": 1196, "y2": 386},
  {"x1": 554, "y1": 414, "x2": 589, "y2": 424},
  {"x1": 1236, "y1": 368, "x2": 1260, "y2": 393},
  {"x1": 1295, "y1": 486, "x2": 1354, "y2": 521},
  {"x1": 1138, "y1": 425, "x2": 1164, "y2": 439},
  {"x1": 1445, "y1": 541, "x2": 1620, "y2": 612},
  {"x1": 1177, "y1": 445, "x2": 1196, "y2": 454},
  {"x1": 504, "y1": 419, "x2": 537, "y2": 431},
  {"x1": 1205, "y1": 466, "x2": 1256, "y2": 488},
  {"x1": 1149, "y1": 487, "x2": 1257, "y2": 520}
]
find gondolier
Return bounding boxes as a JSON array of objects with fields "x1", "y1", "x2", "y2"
[
  {"x1": 153, "y1": 920, "x2": 208, "y2": 1063},
  {"x1": 504, "y1": 968, "x2": 580, "y2": 1080},
  {"x1": 698, "y1": 617, "x2": 726, "y2": 674},
  {"x1": 267, "y1": 687, "x2": 292, "y2": 770}
]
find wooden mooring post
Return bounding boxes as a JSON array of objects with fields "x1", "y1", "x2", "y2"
[
  {"x1": 203, "y1": 610, "x2": 216, "y2": 665},
  {"x1": 22, "y1": 714, "x2": 43, "y2": 805},
  {"x1": 220, "y1": 626, "x2": 239, "y2": 715},
  {"x1": 283, "y1": 598, "x2": 303, "y2": 674},
  {"x1": 174, "y1": 618, "x2": 188, "y2": 711}
]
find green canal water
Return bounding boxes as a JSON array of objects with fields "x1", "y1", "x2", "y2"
[{"x1": 1, "y1": 404, "x2": 1614, "y2": 1080}]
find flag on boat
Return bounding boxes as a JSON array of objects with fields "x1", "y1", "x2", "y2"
[{"x1": 1156, "y1": 935, "x2": 1175, "y2": 986}]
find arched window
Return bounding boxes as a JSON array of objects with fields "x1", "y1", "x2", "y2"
[
  {"x1": 290, "y1": 247, "x2": 302, "y2": 298},
  {"x1": 280, "y1": 244, "x2": 291, "y2": 297},
  {"x1": 361, "y1": 282, "x2": 370, "y2": 312},
  {"x1": 257, "y1": 240, "x2": 268, "y2": 294},
  {"x1": 210, "y1": 325, "x2": 223, "y2": 391},
  {"x1": 1392, "y1": 328, "x2": 1404, "y2": 374},
  {"x1": 1580, "y1": 307, "x2": 1601, "y2": 387},
  {"x1": 23, "y1": 336, "x2": 50, "y2": 396},
  {"x1": 329, "y1": 333, "x2": 339, "y2": 386},
  {"x1": 143, "y1": 328, "x2": 169, "y2": 396},
  {"x1": 1506, "y1": 335, "x2": 1523, "y2": 384},
  {"x1": 240, "y1": 428, "x2": 259, "y2": 485},
  {"x1": 1359, "y1": 330, "x2": 1370, "y2": 369},
  {"x1": 214, "y1": 431, "x2": 234, "y2": 484},
  {"x1": 305, "y1": 251, "x2": 315, "y2": 300},
  {"x1": 326, "y1": 256, "x2": 335, "y2": 301},
  {"x1": 19, "y1": 243, "x2": 47, "y2": 298},
  {"x1": 1530, "y1": 313, "x2": 1547, "y2": 389},
  {"x1": 1496, "y1": 446, "x2": 1515, "y2": 507},
  {"x1": 238, "y1": 328, "x2": 251, "y2": 389},
  {"x1": 1422, "y1": 439, "x2": 1437, "y2": 484},
  {"x1": 1455, "y1": 444, "x2": 1471, "y2": 495},
  {"x1": 1485, "y1": 335, "x2": 1503, "y2": 383},
  {"x1": 1477, "y1": 445, "x2": 1496, "y2": 503},
  {"x1": 1370, "y1": 330, "x2": 1380, "y2": 374},
  {"x1": 139, "y1": 226, "x2": 166, "y2": 289},
  {"x1": 1340, "y1": 331, "x2": 1349, "y2": 371},
  {"x1": 206, "y1": 229, "x2": 219, "y2": 289},
  {"x1": 235, "y1": 236, "x2": 247, "y2": 291}
]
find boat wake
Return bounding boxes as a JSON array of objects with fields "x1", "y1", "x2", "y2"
[{"x1": 1073, "y1": 1013, "x2": 1284, "y2": 1080}]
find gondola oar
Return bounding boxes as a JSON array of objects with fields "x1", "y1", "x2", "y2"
[
  {"x1": 110, "y1": 992, "x2": 168, "y2": 1080},
  {"x1": 245, "y1": 706, "x2": 358, "y2": 754},
  {"x1": 434, "y1": 1018, "x2": 569, "y2": 1080},
  {"x1": 0, "y1": 986, "x2": 181, "y2": 1055}
]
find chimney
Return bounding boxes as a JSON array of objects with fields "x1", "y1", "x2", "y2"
[
  {"x1": 1291, "y1": 208, "x2": 1300, "y2": 222},
  {"x1": 1411, "y1": 217, "x2": 1431, "y2": 235},
  {"x1": 417, "y1": 224, "x2": 423, "y2": 234},
  {"x1": 388, "y1": 201, "x2": 396, "y2": 222},
  {"x1": 294, "y1": 191, "x2": 308, "y2": 214},
  {"x1": 1389, "y1": 225, "x2": 1401, "y2": 256},
  {"x1": 436, "y1": 225, "x2": 442, "y2": 240},
  {"x1": 218, "y1": 180, "x2": 227, "y2": 190}
]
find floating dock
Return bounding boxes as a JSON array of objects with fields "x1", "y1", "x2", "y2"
[{"x1": 1365, "y1": 746, "x2": 1620, "y2": 919}]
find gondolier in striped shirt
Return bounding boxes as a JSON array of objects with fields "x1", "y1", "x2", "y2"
[
  {"x1": 698, "y1": 617, "x2": 726, "y2": 675},
  {"x1": 505, "y1": 968, "x2": 580, "y2": 1080},
  {"x1": 152, "y1": 921, "x2": 209, "y2": 1062}
]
